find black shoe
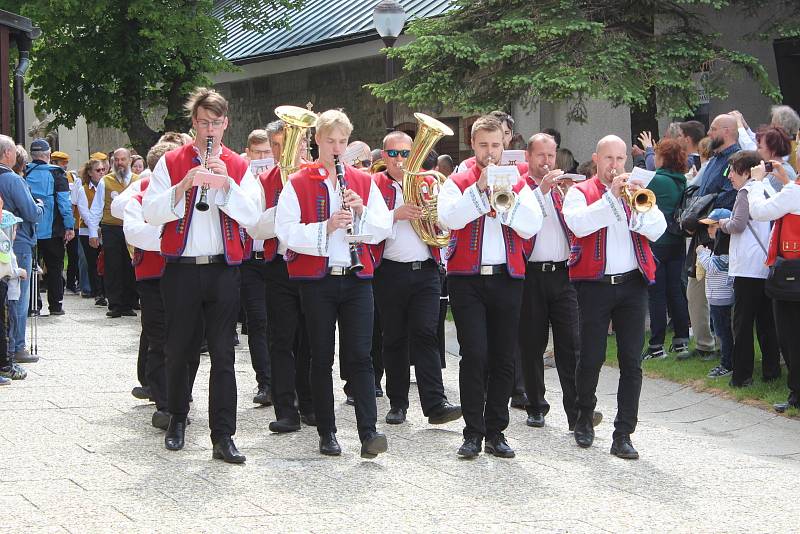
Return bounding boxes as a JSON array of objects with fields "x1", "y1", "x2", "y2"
[
  {"x1": 49, "y1": 309, "x2": 65, "y2": 316},
  {"x1": 345, "y1": 394, "x2": 355, "y2": 406},
  {"x1": 729, "y1": 377, "x2": 754, "y2": 388},
  {"x1": 526, "y1": 413, "x2": 545, "y2": 428},
  {"x1": 427, "y1": 401, "x2": 462, "y2": 425},
  {"x1": 269, "y1": 418, "x2": 301, "y2": 433},
  {"x1": 253, "y1": 386, "x2": 272, "y2": 406},
  {"x1": 131, "y1": 386, "x2": 152, "y2": 401},
  {"x1": 375, "y1": 386, "x2": 384, "y2": 398},
  {"x1": 568, "y1": 411, "x2": 603, "y2": 431},
  {"x1": 360, "y1": 431, "x2": 388, "y2": 459},
  {"x1": 164, "y1": 419, "x2": 185, "y2": 451},
  {"x1": 120, "y1": 309, "x2": 137, "y2": 317},
  {"x1": 610, "y1": 436, "x2": 639, "y2": 460},
  {"x1": 106, "y1": 310, "x2": 122, "y2": 318},
  {"x1": 95, "y1": 297, "x2": 107, "y2": 306},
  {"x1": 574, "y1": 417, "x2": 594, "y2": 448},
  {"x1": 199, "y1": 344, "x2": 209, "y2": 354},
  {"x1": 300, "y1": 412, "x2": 317, "y2": 426},
  {"x1": 774, "y1": 402, "x2": 800, "y2": 413},
  {"x1": 485, "y1": 434, "x2": 515, "y2": 458},
  {"x1": 385, "y1": 407, "x2": 406, "y2": 425},
  {"x1": 457, "y1": 435, "x2": 482, "y2": 459},
  {"x1": 212, "y1": 437, "x2": 246, "y2": 464},
  {"x1": 152, "y1": 410, "x2": 170, "y2": 430},
  {"x1": 319, "y1": 433, "x2": 341, "y2": 456},
  {"x1": 510, "y1": 392, "x2": 529, "y2": 409}
]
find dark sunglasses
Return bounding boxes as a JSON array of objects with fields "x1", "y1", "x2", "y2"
[{"x1": 386, "y1": 149, "x2": 411, "y2": 158}]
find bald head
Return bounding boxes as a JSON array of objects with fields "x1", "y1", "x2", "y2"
[
  {"x1": 112, "y1": 147, "x2": 131, "y2": 178},
  {"x1": 596, "y1": 135, "x2": 627, "y2": 155},
  {"x1": 709, "y1": 114, "x2": 738, "y2": 152},
  {"x1": 592, "y1": 135, "x2": 628, "y2": 184}
]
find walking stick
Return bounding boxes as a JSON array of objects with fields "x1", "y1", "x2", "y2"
[{"x1": 29, "y1": 245, "x2": 39, "y2": 356}]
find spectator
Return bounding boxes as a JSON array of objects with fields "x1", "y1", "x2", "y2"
[
  {"x1": 343, "y1": 140, "x2": 371, "y2": 169},
  {"x1": 755, "y1": 126, "x2": 796, "y2": 194},
  {"x1": 679, "y1": 120, "x2": 706, "y2": 172},
  {"x1": 436, "y1": 154, "x2": 454, "y2": 176},
  {"x1": 422, "y1": 149, "x2": 438, "y2": 171},
  {"x1": 556, "y1": 147, "x2": 577, "y2": 174},
  {"x1": 576, "y1": 160, "x2": 595, "y2": 178},
  {"x1": 769, "y1": 105, "x2": 800, "y2": 172},
  {"x1": 717, "y1": 151, "x2": 781, "y2": 388},
  {"x1": 642, "y1": 138, "x2": 690, "y2": 359},
  {"x1": 75, "y1": 159, "x2": 106, "y2": 306},
  {"x1": 508, "y1": 133, "x2": 526, "y2": 150},
  {"x1": 0, "y1": 210, "x2": 28, "y2": 382},
  {"x1": 24, "y1": 138, "x2": 74, "y2": 316},
  {"x1": 131, "y1": 155, "x2": 145, "y2": 175},
  {"x1": 696, "y1": 210, "x2": 734, "y2": 378},
  {"x1": 12, "y1": 145, "x2": 27, "y2": 175}
]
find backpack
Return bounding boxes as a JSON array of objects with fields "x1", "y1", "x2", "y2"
[
  {"x1": 678, "y1": 185, "x2": 717, "y2": 236},
  {"x1": 664, "y1": 180, "x2": 692, "y2": 237}
]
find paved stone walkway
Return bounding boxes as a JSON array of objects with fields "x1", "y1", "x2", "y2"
[{"x1": 2, "y1": 294, "x2": 799, "y2": 533}]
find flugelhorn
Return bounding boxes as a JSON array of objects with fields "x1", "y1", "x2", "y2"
[
  {"x1": 275, "y1": 105, "x2": 318, "y2": 185},
  {"x1": 610, "y1": 169, "x2": 655, "y2": 213},
  {"x1": 195, "y1": 136, "x2": 213, "y2": 212}
]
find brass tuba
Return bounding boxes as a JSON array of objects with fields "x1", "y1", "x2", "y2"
[
  {"x1": 402, "y1": 113, "x2": 454, "y2": 247},
  {"x1": 275, "y1": 105, "x2": 318, "y2": 185}
]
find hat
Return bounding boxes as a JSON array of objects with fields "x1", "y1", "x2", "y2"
[
  {"x1": 342, "y1": 141, "x2": 372, "y2": 167},
  {"x1": 51, "y1": 151, "x2": 70, "y2": 162},
  {"x1": 0, "y1": 210, "x2": 23, "y2": 228},
  {"x1": 699, "y1": 208, "x2": 731, "y2": 226},
  {"x1": 30, "y1": 138, "x2": 50, "y2": 152},
  {"x1": 90, "y1": 151, "x2": 108, "y2": 160}
]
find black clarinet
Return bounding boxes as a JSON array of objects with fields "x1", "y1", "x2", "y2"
[
  {"x1": 195, "y1": 136, "x2": 213, "y2": 212},
  {"x1": 334, "y1": 155, "x2": 364, "y2": 273}
]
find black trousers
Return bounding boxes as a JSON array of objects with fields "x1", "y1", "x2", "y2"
[
  {"x1": 774, "y1": 299, "x2": 800, "y2": 405},
  {"x1": 65, "y1": 235, "x2": 79, "y2": 291},
  {"x1": 300, "y1": 275, "x2": 377, "y2": 442},
  {"x1": 575, "y1": 276, "x2": 646, "y2": 439},
  {"x1": 437, "y1": 271, "x2": 448, "y2": 368},
  {"x1": 240, "y1": 260, "x2": 271, "y2": 390},
  {"x1": 340, "y1": 302, "x2": 384, "y2": 391},
  {"x1": 100, "y1": 224, "x2": 137, "y2": 312},
  {"x1": 732, "y1": 277, "x2": 781, "y2": 385},
  {"x1": 79, "y1": 236, "x2": 103, "y2": 297},
  {"x1": 139, "y1": 279, "x2": 166, "y2": 410},
  {"x1": 38, "y1": 236, "x2": 65, "y2": 312},
  {"x1": 137, "y1": 330, "x2": 148, "y2": 387},
  {"x1": 373, "y1": 260, "x2": 446, "y2": 414},
  {"x1": 518, "y1": 265, "x2": 579, "y2": 426},
  {"x1": 449, "y1": 274, "x2": 523, "y2": 439},
  {"x1": 162, "y1": 262, "x2": 240, "y2": 442},
  {"x1": 264, "y1": 259, "x2": 313, "y2": 421}
]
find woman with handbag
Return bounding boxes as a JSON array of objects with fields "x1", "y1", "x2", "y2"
[
  {"x1": 716, "y1": 151, "x2": 781, "y2": 388},
  {"x1": 748, "y1": 159, "x2": 800, "y2": 412}
]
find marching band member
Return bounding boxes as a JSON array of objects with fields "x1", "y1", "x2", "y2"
[
  {"x1": 438, "y1": 115, "x2": 543, "y2": 459},
  {"x1": 562, "y1": 135, "x2": 666, "y2": 460},
  {"x1": 275, "y1": 109, "x2": 392, "y2": 458},
  {"x1": 143, "y1": 87, "x2": 260, "y2": 464},
  {"x1": 371, "y1": 131, "x2": 462, "y2": 426}
]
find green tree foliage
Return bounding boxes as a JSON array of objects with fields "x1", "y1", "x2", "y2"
[
  {"x1": 370, "y1": 0, "x2": 795, "y2": 123},
  {"x1": 0, "y1": 0, "x2": 304, "y2": 155}
]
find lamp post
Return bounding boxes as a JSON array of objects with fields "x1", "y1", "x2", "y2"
[{"x1": 373, "y1": 0, "x2": 407, "y2": 133}]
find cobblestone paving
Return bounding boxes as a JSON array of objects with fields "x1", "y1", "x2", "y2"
[{"x1": 1, "y1": 294, "x2": 799, "y2": 533}]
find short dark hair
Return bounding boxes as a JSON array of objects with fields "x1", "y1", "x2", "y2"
[
  {"x1": 756, "y1": 126, "x2": 792, "y2": 158},
  {"x1": 542, "y1": 128, "x2": 561, "y2": 148},
  {"x1": 489, "y1": 110, "x2": 514, "y2": 131},
  {"x1": 679, "y1": 121, "x2": 706, "y2": 145},
  {"x1": 728, "y1": 150, "x2": 761, "y2": 176},
  {"x1": 655, "y1": 138, "x2": 688, "y2": 173},
  {"x1": 422, "y1": 149, "x2": 438, "y2": 171}
]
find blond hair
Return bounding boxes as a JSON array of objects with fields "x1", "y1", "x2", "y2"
[
  {"x1": 184, "y1": 87, "x2": 228, "y2": 119},
  {"x1": 147, "y1": 142, "x2": 180, "y2": 170},
  {"x1": 247, "y1": 129, "x2": 270, "y2": 148},
  {"x1": 470, "y1": 116, "x2": 503, "y2": 140},
  {"x1": 316, "y1": 109, "x2": 353, "y2": 137}
]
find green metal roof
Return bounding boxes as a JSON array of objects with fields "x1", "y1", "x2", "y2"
[{"x1": 216, "y1": 0, "x2": 453, "y2": 64}]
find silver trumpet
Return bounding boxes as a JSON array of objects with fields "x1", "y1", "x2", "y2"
[{"x1": 488, "y1": 156, "x2": 517, "y2": 214}]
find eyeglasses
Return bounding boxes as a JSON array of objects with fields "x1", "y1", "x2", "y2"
[
  {"x1": 196, "y1": 119, "x2": 225, "y2": 128},
  {"x1": 386, "y1": 149, "x2": 411, "y2": 158}
]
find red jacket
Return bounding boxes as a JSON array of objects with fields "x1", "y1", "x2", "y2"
[
  {"x1": 285, "y1": 164, "x2": 376, "y2": 279},
  {"x1": 160, "y1": 143, "x2": 248, "y2": 265},
  {"x1": 567, "y1": 176, "x2": 657, "y2": 283},
  {"x1": 130, "y1": 177, "x2": 166, "y2": 281},
  {"x1": 444, "y1": 165, "x2": 527, "y2": 279},
  {"x1": 767, "y1": 213, "x2": 800, "y2": 265}
]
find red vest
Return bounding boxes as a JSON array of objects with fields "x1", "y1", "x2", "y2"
[
  {"x1": 462, "y1": 155, "x2": 528, "y2": 177},
  {"x1": 130, "y1": 177, "x2": 166, "y2": 281},
  {"x1": 284, "y1": 164, "x2": 376, "y2": 279},
  {"x1": 766, "y1": 182, "x2": 800, "y2": 265},
  {"x1": 160, "y1": 143, "x2": 248, "y2": 265},
  {"x1": 520, "y1": 172, "x2": 573, "y2": 259},
  {"x1": 370, "y1": 171, "x2": 441, "y2": 267},
  {"x1": 444, "y1": 165, "x2": 527, "y2": 279},
  {"x1": 567, "y1": 176, "x2": 657, "y2": 283},
  {"x1": 243, "y1": 166, "x2": 282, "y2": 262}
]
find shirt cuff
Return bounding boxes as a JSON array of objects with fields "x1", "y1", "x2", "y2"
[{"x1": 170, "y1": 187, "x2": 186, "y2": 219}]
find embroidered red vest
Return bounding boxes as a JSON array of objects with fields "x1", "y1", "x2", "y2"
[
  {"x1": 160, "y1": 143, "x2": 248, "y2": 265},
  {"x1": 462, "y1": 155, "x2": 528, "y2": 177},
  {"x1": 243, "y1": 166, "x2": 282, "y2": 262},
  {"x1": 520, "y1": 172, "x2": 573, "y2": 259},
  {"x1": 130, "y1": 177, "x2": 166, "y2": 281},
  {"x1": 567, "y1": 176, "x2": 657, "y2": 283},
  {"x1": 285, "y1": 164, "x2": 375, "y2": 279},
  {"x1": 766, "y1": 180, "x2": 800, "y2": 265},
  {"x1": 370, "y1": 171, "x2": 441, "y2": 267},
  {"x1": 444, "y1": 165, "x2": 527, "y2": 278}
]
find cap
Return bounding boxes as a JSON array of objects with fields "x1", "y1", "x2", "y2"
[
  {"x1": 51, "y1": 151, "x2": 70, "y2": 161},
  {"x1": 30, "y1": 138, "x2": 50, "y2": 152},
  {"x1": 699, "y1": 208, "x2": 732, "y2": 225},
  {"x1": 0, "y1": 210, "x2": 23, "y2": 228},
  {"x1": 90, "y1": 151, "x2": 108, "y2": 160}
]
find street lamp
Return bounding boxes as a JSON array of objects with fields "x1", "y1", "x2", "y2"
[{"x1": 373, "y1": 0, "x2": 407, "y2": 133}]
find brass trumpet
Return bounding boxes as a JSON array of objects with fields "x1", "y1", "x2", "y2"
[
  {"x1": 487, "y1": 156, "x2": 517, "y2": 214},
  {"x1": 610, "y1": 169, "x2": 655, "y2": 213}
]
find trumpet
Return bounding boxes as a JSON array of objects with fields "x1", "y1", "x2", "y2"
[
  {"x1": 195, "y1": 136, "x2": 213, "y2": 212},
  {"x1": 333, "y1": 155, "x2": 364, "y2": 273},
  {"x1": 487, "y1": 156, "x2": 517, "y2": 214},
  {"x1": 610, "y1": 169, "x2": 655, "y2": 213}
]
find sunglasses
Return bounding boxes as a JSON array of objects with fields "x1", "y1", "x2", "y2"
[{"x1": 386, "y1": 149, "x2": 411, "y2": 158}]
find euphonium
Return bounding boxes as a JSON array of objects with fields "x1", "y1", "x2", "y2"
[
  {"x1": 402, "y1": 113, "x2": 454, "y2": 247},
  {"x1": 275, "y1": 105, "x2": 318, "y2": 185}
]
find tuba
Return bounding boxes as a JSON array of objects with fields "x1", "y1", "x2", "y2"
[
  {"x1": 402, "y1": 113, "x2": 454, "y2": 247},
  {"x1": 275, "y1": 105, "x2": 318, "y2": 185}
]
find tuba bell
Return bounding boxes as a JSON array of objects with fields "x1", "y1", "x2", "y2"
[
  {"x1": 402, "y1": 113, "x2": 454, "y2": 248},
  {"x1": 275, "y1": 105, "x2": 318, "y2": 185}
]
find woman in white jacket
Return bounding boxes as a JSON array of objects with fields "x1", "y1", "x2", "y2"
[{"x1": 716, "y1": 151, "x2": 781, "y2": 388}]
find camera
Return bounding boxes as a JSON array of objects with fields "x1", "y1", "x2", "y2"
[{"x1": 764, "y1": 162, "x2": 774, "y2": 173}]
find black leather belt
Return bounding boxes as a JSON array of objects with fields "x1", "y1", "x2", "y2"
[
  {"x1": 479, "y1": 265, "x2": 505, "y2": 276},
  {"x1": 167, "y1": 255, "x2": 226, "y2": 265},
  {"x1": 328, "y1": 266, "x2": 357, "y2": 276},
  {"x1": 599, "y1": 269, "x2": 640, "y2": 285},
  {"x1": 529, "y1": 260, "x2": 568, "y2": 272},
  {"x1": 383, "y1": 259, "x2": 436, "y2": 271}
]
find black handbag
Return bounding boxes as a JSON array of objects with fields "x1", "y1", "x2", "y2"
[
  {"x1": 679, "y1": 188, "x2": 717, "y2": 234},
  {"x1": 765, "y1": 256, "x2": 800, "y2": 302}
]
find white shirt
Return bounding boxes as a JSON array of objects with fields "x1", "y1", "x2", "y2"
[
  {"x1": 123, "y1": 196, "x2": 161, "y2": 252},
  {"x1": 437, "y1": 177, "x2": 543, "y2": 265},
  {"x1": 70, "y1": 175, "x2": 81, "y2": 205},
  {"x1": 748, "y1": 179, "x2": 800, "y2": 221},
  {"x1": 563, "y1": 183, "x2": 667, "y2": 275},
  {"x1": 275, "y1": 171, "x2": 392, "y2": 268},
  {"x1": 246, "y1": 206, "x2": 283, "y2": 255},
  {"x1": 530, "y1": 186, "x2": 570, "y2": 262},
  {"x1": 87, "y1": 171, "x2": 135, "y2": 238},
  {"x1": 384, "y1": 180, "x2": 432, "y2": 263},
  {"x1": 142, "y1": 154, "x2": 261, "y2": 257},
  {"x1": 75, "y1": 181, "x2": 99, "y2": 238}
]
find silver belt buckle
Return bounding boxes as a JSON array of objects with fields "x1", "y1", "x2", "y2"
[
  {"x1": 330, "y1": 266, "x2": 346, "y2": 276},
  {"x1": 412, "y1": 261, "x2": 423, "y2": 271},
  {"x1": 542, "y1": 263, "x2": 555, "y2": 272},
  {"x1": 610, "y1": 274, "x2": 622, "y2": 285},
  {"x1": 196, "y1": 255, "x2": 211, "y2": 265},
  {"x1": 480, "y1": 265, "x2": 494, "y2": 276}
]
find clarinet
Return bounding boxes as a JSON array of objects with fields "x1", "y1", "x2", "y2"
[
  {"x1": 195, "y1": 136, "x2": 213, "y2": 212},
  {"x1": 334, "y1": 155, "x2": 364, "y2": 273}
]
